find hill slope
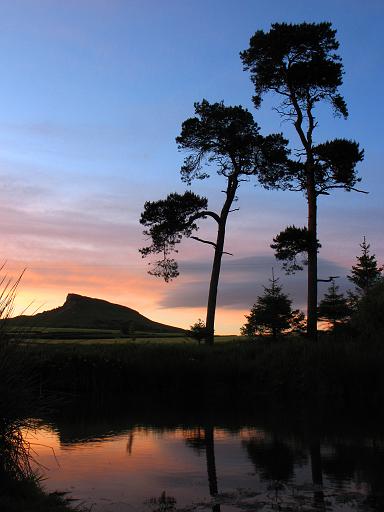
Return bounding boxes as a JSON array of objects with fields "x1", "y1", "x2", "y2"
[{"x1": 11, "y1": 293, "x2": 184, "y2": 332}]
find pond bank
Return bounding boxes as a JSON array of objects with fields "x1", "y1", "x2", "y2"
[{"x1": 27, "y1": 337, "x2": 384, "y2": 414}]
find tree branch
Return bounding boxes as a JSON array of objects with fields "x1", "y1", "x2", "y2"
[
  {"x1": 306, "y1": 94, "x2": 315, "y2": 148},
  {"x1": 190, "y1": 236, "x2": 233, "y2": 256},
  {"x1": 190, "y1": 236, "x2": 217, "y2": 248},
  {"x1": 317, "y1": 185, "x2": 369, "y2": 196},
  {"x1": 349, "y1": 187, "x2": 369, "y2": 194},
  {"x1": 317, "y1": 276, "x2": 340, "y2": 282},
  {"x1": 190, "y1": 210, "x2": 221, "y2": 224},
  {"x1": 288, "y1": 85, "x2": 309, "y2": 152}
]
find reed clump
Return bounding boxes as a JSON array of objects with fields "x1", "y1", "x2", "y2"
[
  {"x1": 27, "y1": 334, "x2": 384, "y2": 414},
  {"x1": 0, "y1": 270, "x2": 82, "y2": 511}
]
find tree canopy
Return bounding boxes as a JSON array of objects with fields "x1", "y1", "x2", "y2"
[
  {"x1": 240, "y1": 22, "x2": 347, "y2": 114},
  {"x1": 270, "y1": 225, "x2": 321, "y2": 274},
  {"x1": 139, "y1": 190, "x2": 208, "y2": 281}
]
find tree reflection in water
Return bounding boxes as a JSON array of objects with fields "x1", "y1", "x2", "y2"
[
  {"x1": 242, "y1": 435, "x2": 303, "y2": 482},
  {"x1": 243, "y1": 434, "x2": 328, "y2": 510},
  {"x1": 184, "y1": 426, "x2": 221, "y2": 512},
  {"x1": 43, "y1": 409, "x2": 384, "y2": 511},
  {"x1": 309, "y1": 441, "x2": 326, "y2": 511}
]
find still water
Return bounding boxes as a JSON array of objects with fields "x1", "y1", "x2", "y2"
[{"x1": 28, "y1": 410, "x2": 384, "y2": 512}]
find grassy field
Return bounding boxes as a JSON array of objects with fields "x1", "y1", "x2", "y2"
[
  {"x1": 18, "y1": 333, "x2": 384, "y2": 417},
  {"x1": 12, "y1": 325, "x2": 242, "y2": 344}
]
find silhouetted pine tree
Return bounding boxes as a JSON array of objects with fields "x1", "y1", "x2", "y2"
[
  {"x1": 241, "y1": 22, "x2": 364, "y2": 339},
  {"x1": 241, "y1": 272, "x2": 304, "y2": 339},
  {"x1": 347, "y1": 237, "x2": 382, "y2": 298},
  {"x1": 140, "y1": 100, "x2": 290, "y2": 345},
  {"x1": 318, "y1": 282, "x2": 351, "y2": 329}
]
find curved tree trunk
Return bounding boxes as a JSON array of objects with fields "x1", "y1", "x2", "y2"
[
  {"x1": 205, "y1": 177, "x2": 238, "y2": 345},
  {"x1": 205, "y1": 220, "x2": 226, "y2": 345}
]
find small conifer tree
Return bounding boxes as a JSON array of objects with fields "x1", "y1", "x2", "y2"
[
  {"x1": 318, "y1": 281, "x2": 351, "y2": 329},
  {"x1": 351, "y1": 280, "x2": 384, "y2": 339},
  {"x1": 347, "y1": 237, "x2": 383, "y2": 298},
  {"x1": 241, "y1": 272, "x2": 305, "y2": 339}
]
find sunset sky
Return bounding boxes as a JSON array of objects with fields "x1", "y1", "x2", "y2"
[{"x1": 2, "y1": 0, "x2": 383, "y2": 333}]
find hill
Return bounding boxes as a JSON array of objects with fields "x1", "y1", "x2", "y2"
[{"x1": 10, "y1": 293, "x2": 184, "y2": 333}]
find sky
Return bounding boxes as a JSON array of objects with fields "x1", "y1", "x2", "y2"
[{"x1": 1, "y1": 0, "x2": 383, "y2": 333}]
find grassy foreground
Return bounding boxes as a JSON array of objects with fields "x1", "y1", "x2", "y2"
[
  {"x1": 0, "y1": 341, "x2": 83, "y2": 512},
  {"x1": 0, "y1": 479, "x2": 83, "y2": 512},
  {"x1": 26, "y1": 334, "x2": 384, "y2": 413}
]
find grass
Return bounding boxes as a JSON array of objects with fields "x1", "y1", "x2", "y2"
[
  {"x1": 20, "y1": 333, "x2": 384, "y2": 416},
  {"x1": 10, "y1": 324, "x2": 241, "y2": 344},
  {"x1": 26, "y1": 333, "x2": 242, "y2": 345},
  {"x1": 0, "y1": 479, "x2": 86, "y2": 512}
]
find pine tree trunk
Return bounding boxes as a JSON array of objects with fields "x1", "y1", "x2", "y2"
[
  {"x1": 205, "y1": 177, "x2": 237, "y2": 345},
  {"x1": 307, "y1": 177, "x2": 318, "y2": 340},
  {"x1": 291, "y1": 94, "x2": 318, "y2": 340},
  {"x1": 205, "y1": 220, "x2": 226, "y2": 345}
]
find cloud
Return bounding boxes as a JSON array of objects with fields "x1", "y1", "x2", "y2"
[{"x1": 160, "y1": 255, "x2": 350, "y2": 310}]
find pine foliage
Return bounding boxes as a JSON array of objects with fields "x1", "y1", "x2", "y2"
[
  {"x1": 347, "y1": 237, "x2": 383, "y2": 296},
  {"x1": 318, "y1": 282, "x2": 351, "y2": 328},
  {"x1": 241, "y1": 273, "x2": 305, "y2": 338}
]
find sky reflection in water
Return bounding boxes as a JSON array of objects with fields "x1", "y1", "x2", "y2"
[{"x1": 27, "y1": 421, "x2": 382, "y2": 512}]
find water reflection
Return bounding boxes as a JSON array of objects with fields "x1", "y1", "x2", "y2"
[
  {"x1": 243, "y1": 435, "x2": 306, "y2": 482},
  {"x1": 185, "y1": 426, "x2": 220, "y2": 511},
  {"x1": 28, "y1": 410, "x2": 384, "y2": 512}
]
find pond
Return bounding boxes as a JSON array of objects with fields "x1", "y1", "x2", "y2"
[{"x1": 27, "y1": 407, "x2": 384, "y2": 512}]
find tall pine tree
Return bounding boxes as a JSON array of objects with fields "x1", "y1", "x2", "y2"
[{"x1": 241, "y1": 22, "x2": 364, "y2": 339}]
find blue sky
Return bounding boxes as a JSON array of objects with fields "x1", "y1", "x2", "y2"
[{"x1": 1, "y1": 0, "x2": 383, "y2": 332}]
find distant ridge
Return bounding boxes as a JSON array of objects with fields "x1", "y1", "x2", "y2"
[{"x1": 10, "y1": 293, "x2": 184, "y2": 332}]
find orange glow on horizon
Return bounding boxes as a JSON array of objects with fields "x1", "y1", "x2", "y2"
[{"x1": 6, "y1": 259, "x2": 247, "y2": 334}]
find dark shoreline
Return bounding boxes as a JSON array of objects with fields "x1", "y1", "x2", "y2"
[{"x1": 27, "y1": 336, "x2": 384, "y2": 415}]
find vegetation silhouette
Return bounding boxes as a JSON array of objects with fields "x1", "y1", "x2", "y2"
[
  {"x1": 147, "y1": 491, "x2": 177, "y2": 512},
  {"x1": 318, "y1": 280, "x2": 351, "y2": 330},
  {"x1": 347, "y1": 236, "x2": 383, "y2": 306},
  {"x1": 351, "y1": 279, "x2": 384, "y2": 340},
  {"x1": 241, "y1": 271, "x2": 305, "y2": 339},
  {"x1": 188, "y1": 318, "x2": 207, "y2": 345},
  {"x1": 0, "y1": 271, "x2": 80, "y2": 511},
  {"x1": 241, "y1": 22, "x2": 365, "y2": 339},
  {"x1": 140, "y1": 99, "x2": 290, "y2": 344}
]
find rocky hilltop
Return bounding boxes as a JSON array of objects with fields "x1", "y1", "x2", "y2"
[{"x1": 10, "y1": 293, "x2": 183, "y2": 332}]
